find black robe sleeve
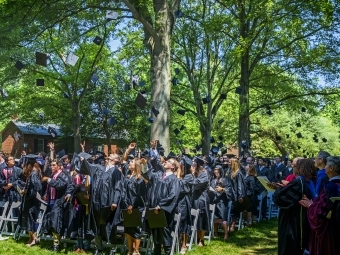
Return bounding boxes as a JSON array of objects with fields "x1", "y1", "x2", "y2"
[
  {"x1": 48, "y1": 173, "x2": 69, "y2": 190},
  {"x1": 158, "y1": 176, "x2": 180, "y2": 213},
  {"x1": 25, "y1": 171, "x2": 42, "y2": 201}
]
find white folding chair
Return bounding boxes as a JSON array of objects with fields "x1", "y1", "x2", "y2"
[
  {"x1": 0, "y1": 202, "x2": 9, "y2": 240},
  {"x1": 0, "y1": 201, "x2": 21, "y2": 236},
  {"x1": 170, "y1": 213, "x2": 181, "y2": 255},
  {"x1": 226, "y1": 201, "x2": 232, "y2": 226},
  {"x1": 187, "y1": 208, "x2": 199, "y2": 250},
  {"x1": 256, "y1": 194, "x2": 263, "y2": 222},
  {"x1": 266, "y1": 192, "x2": 279, "y2": 219},
  {"x1": 204, "y1": 204, "x2": 215, "y2": 243}
]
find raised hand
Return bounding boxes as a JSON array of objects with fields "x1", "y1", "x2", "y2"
[
  {"x1": 47, "y1": 142, "x2": 54, "y2": 150},
  {"x1": 80, "y1": 141, "x2": 85, "y2": 152}
]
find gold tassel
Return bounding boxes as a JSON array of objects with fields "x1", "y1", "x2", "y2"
[{"x1": 326, "y1": 210, "x2": 332, "y2": 219}]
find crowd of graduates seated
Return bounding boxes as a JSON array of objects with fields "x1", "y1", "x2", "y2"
[{"x1": 0, "y1": 142, "x2": 339, "y2": 255}]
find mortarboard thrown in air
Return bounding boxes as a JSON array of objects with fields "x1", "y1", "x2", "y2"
[
  {"x1": 139, "y1": 81, "x2": 145, "y2": 87},
  {"x1": 286, "y1": 134, "x2": 289, "y2": 138},
  {"x1": 296, "y1": 122, "x2": 301, "y2": 127},
  {"x1": 39, "y1": 113, "x2": 44, "y2": 120},
  {"x1": 148, "y1": 117, "x2": 154, "y2": 123},
  {"x1": 15, "y1": 60, "x2": 24, "y2": 71},
  {"x1": 79, "y1": 152, "x2": 92, "y2": 160},
  {"x1": 36, "y1": 79, "x2": 44, "y2": 86},
  {"x1": 106, "y1": 10, "x2": 118, "y2": 20},
  {"x1": 102, "y1": 108, "x2": 109, "y2": 115},
  {"x1": 124, "y1": 84, "x2": 130, "y2": 91},
  {"x1": 48, "y1": 126, "x2": 58, "y2": 137},
  {"x1": 131, "y1": 75, "x2": 139, "y2": 89},
  {"x1": 107, "y1": 117, "x2": 116, "y2": 126},
  {"x1": 173, "y1": 128, "x2": 180, "y2": 135},
  {"x1": 135, "y1": 92, "x2": 147, "y2": 109},
  {"x1": 266, "y1": 109, "x2": 273, "y2": 115},
  {"x1": 93, "y1": 36, "x2": 102, "y2": 45},
  {"x1": 91, "y1": 74, "x2": 99, "y2": 83},
  {"x1": 166, "y1": 152, "x2": 177, "y2": 159},
  {"x1": 301, "y1": 107, "x2": 306, "y2": 112},
  {"x1": 66, "y1": 53, "x2": 79, "y2": 66},
  {"x1": 171, "y1": 77, "x2": 178, "y2": 85},
  {"x1": 174, "y1": 9, "x2": 183, "y2": 18},
  {"x1": 218, "y1": 142, "x2": 223, "y2": 148},
  {"x1": 202, "y1": 95, "x2": 211, "y2": 104},
  {"x1": 177, "y1": 109, "x2": 186, "y2": 116},
  {"x1": 235, "y1": 86, "x2": 242, "y2": 95},
  {"x1": 36, "y1": 52, "x2": 48, "y2": 67},
  {"x1": 276, "y1": 136, "x2": 282, "y2": 141},
  {"x1": 296, "y1": 132, "x2": 302, "y2": 138},
  {"x1": 322, "y1": 138, "x2": 327, "y2": 142},
  {"x1": 63, "y1": 92, "x2": 69, "y2": 98},
  {"x1": 1, "y1": 89, "x2": 8, "y2": 99},
  {"x1": 211, "y1": 146, "x2": 219, "y2": 155},
  {"x1": 218, "y1": 135, "x2": 223, "y2": 141},
  {"x1": 57, "y1": 149, "x2": 66, "y2": 158},
  {"x1": 193, "y1": 156, "x2": 206, "y2": 166},
  {"x1": 210, "y1": 136, "x2": 215, "y2": 143},
  {"x1": 220, "y1": 94, "x2": 227, "y2": 100},
  {"x1": 180, "y1": 125, "x2": 185, "y2": 130},
  {"x1": 218, "y1": 119, "x2": 224, "y2": 124},
  {"x1": 174, "y1": 68, "x2": 180, "y2": 75},
  {"x1": 152, "y1": 106, "x2": 159, "y2": 117}
]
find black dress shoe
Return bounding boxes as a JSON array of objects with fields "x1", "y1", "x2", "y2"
[{"x1": 109, "y1": 248, "x2": 116, "y2": 255}]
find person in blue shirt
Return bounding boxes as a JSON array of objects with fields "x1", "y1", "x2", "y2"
[{"x1": 314, "y1": 151, "x2": 331, "y2": 196}]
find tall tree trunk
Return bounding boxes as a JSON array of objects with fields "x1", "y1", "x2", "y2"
[
  {"x1": 200, "y1": 122, "x2": 212, "y2": 156},
  {"x1": 73, "y1": 102, "x2": 82, "y2": 153},
  {"x1": 150, "y1": 41, "x2": 171, "y2": 155}
]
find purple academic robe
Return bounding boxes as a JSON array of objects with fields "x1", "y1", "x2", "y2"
[{"x1": 307, "y1": 178, "x2": 340, "y2": 255}]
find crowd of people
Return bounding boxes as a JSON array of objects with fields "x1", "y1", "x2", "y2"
[{"x1": 0, "y1": 141, "x2": 339, "y2": 255}]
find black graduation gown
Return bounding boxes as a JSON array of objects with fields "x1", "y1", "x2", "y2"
[
  {"x1": 185, "y1": 171, "x2": 211, "y2": 232},
  {"x1": 0, "y1": 166, "x2": 24, "y2": 203},
  {"x1": 269, "y1": 164, "x2": 286, "y2": 182},
  {"x1": 44, "y1": 171, "x2": 72, "y2": 235},
  {"x1": 209, "y1": 177, "x2": 228, "y2": 220},
  {"x1": 244, "y1": 175, "x2": 263, "y2": 215},
  {"x1": 123, "y1": 175, "x2": 146, "y2": 238},
  {"x1": 82, "y1": 161, "x2": 123, "y2": 241},
  {"x1": 19, "y1": 170, "x2": 42, "y2": 232},
  {"x1": 176, "y1": 174, "x2": 192, "y2": 235},
  {"x1": 273, "y1": 177, "x2": 312, "y2": 255},
  {"x1": 226, "y1": 171, "x2": 246, "y2": 202}
]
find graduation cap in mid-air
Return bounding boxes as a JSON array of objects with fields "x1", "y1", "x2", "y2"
[
  {"x1": 107, "y1": 117, "x2": 116, "y2": 126},
  {"x1": 36, "y1": 52, "x2": 48, "y2": 67},
  {"x1": 193, "y1": 156, "x2": 207, "y2": 166},
  {"x1": 171, "y1": 77, "x2": 179, "y2": 85},
  {"x1": 39, "y1": 113, "x2": 44, "y2": 120},
  {"x1": 48, "y1": 126, "x2": 58, "y2": 137},
  {"x1": 235, "y1": 86, "x2": 242, "y2": 95},
  {"x1": 91, "y1": 74, "x2": 99, "y2": 83},
  {"x1": 152, "y1": 106, "x2": 159, "y2": 117},
  {"x1": 102, "y1": 108, "x2": 109, "y2": 115},
  {"x1": 220, "y1": 94, "x2": 227, "y2": 100},
  {"x1": 296, "y1": 132, "x2": 302, "y2": 138},
  {"x1": 106, "y1": 10, "x2": 118, "y2": 20},
  {"x1": 36, "y1": 79, "x2": 44, "y2": 86},
  {"x1": 148, "y1": 117, "x2": 154, "y2": 123},
  {"x1": 1, "y1": 89, "x2": 8, "y2": 99},
  {"x1": 218, "y1": 119, "x2": 224, "y2": 124},
  {"x1": 173, "y1": 128, "x2": 180, "y2": 136},
  {"x1": 135, "y1": 92, "x2": 147, "y2": 109},
  {"x1": 174, "y1": 10, "x2": 183, "y2": 18},
  {"x1": 202, "y1": 95, "x2": 211, "y2": 104},
  {"x1": 66, "y1": 53, "x2": 79, "y2": 66},
  {"x1": 57, "y1": 149, "x2": 66, "y2": 158},
  {"x1": 93, "y1": 36, "x2": 102, "y2": 45},
  {"x1": 15, "y1": 60, "x2": 25, "y2": 71},
  {"x1": 63, "y1": 92, "x2": 69, "y2": 98},
  {"x1": 296, "y1": 122, "x2": 301, "y2": 127},
  {"x1": 177, "y1": 109, "x2": 186, "y2": 116},
  {"x1": 174, "y1": 68, "x2": 180, "y2": 75}
]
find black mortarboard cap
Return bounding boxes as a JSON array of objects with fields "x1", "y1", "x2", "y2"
[
  {"x1": 177, "y1": 109, "x2": 186, "y2": 116},
  {"x1": 183, "y1": 156, "x2": 193, "y2": 166},
  {"x1": 276, "y1": 136, "x2": 282, "y2": 141},
  {"x1": 175, "y1": 10, "x2": 183, "y2": 18},
  {"x1": 79, "y1": 152, "x2": 92, "y2": 160},
  {"x1": 235, "y1": 86, "x2": 242, "y2": 94},
  {"x1": 166, "y1": 152, "x2": 177, "y2": 159},
  {"x1": 63, "y1": 92, "x2": 69, "y2": 98},
  {"x1": 1, "y1": 89, "x2": 8, "y2": 99},
  {"x1": 91, "y1": 74, "x2": 99, "y2": 83},
  {"x1": 314, "y1": 134, "x2": 318, "y2": 138},
  {"x1": 39, "y1": 113, "x2": 44, "y2": 120},
  {"x1": 141, "y1": 149, "x2": 150, "y2": 158},
  {"x1": 107, "y1": 117, "x2": 116, "y2": 126},
  {"x1": 193, "y1": 156, "x2": 206, "y2": 166},
  {"x1": 171, "y1": 77, "x2": 178, "y2": 85},
  {"x1": 218, "y1": 142, "x2": 223, "y2": 148},
  {"x1": 297, "y1": 145, "x2": 301, "y2": 149},
  {"x1": 266, "y1": 109, "x2": 273, "y2": 115},
  {"x1": 301, "y1": 107, "x2": 306, "y2": 112},
  {"x1": 202, "y1": 95, "x2": 211, "y2": 104},
  {"x1": 36, "y1": 79, "x2": 44, "y2": 86},
  {"x1": 218, "y1": 119, "x2": 224, "y2": 124},
  {"x1": 48, "y1": 126, "x2": 58, "y2": 137},
  {"x1": 314, "y1": 138, "x2": 319, "y2": 143},
  {"x1": 139, "y1": 81, "x2": 145, "y2": 87},
  {"x1": 102, "y1": 108, "x2": 109, "y2": 115},
  {"x1": 286, "y1": 134, "x2": 289, "y2": 138},
  {"x1": 124, "y1": 84, "x2": 130, "y2": 91},
  {"x1": 15, "y1": 60, "x2": 24, "y2": 71},
  {"x1": 218, "y1": 135, "x2": 223, "y2": 140},
  {"x1": 173, "y1": 128, "x2": 180, "y2": 135},
  {"x1": 148, "y1": 117, "x2": 154, "y2": 123},
  {"x1": 210, "y1": 136, "x2": 215, "y2": 143},
  {"x1": 57, "y1": 149, "x2": 65, "y2": 158},
  {"x1": 296, "y1": 132, "x2": 302, "y2": 138},
  {"x1": 174, "y1": 68, "x2": 180, "y2": 75},
  {"x1": 23, "y1": 154, "x2": 39, "y2": 165},
  {"x1": 296, "y1": 122, "x2": 301, "y2": 127},
  {"x1": 211, "y1": 146, "x2": 219, "y2": 155},
  {"x1": 93, "y1": 36, "x2": 102, "y2": 45},
  {"x1": 180, "y1": 125, "x2": 185, "y2": 130},
  {"x1": 322, "y1": 138, "x2": 327, "y2": 142},
  {"x1": 36, "y1": 52, "x2": 47, "y2": 67},
  {"x1": 152, "y1": 106, "x2": 159, "y2": 117},
  {"x1": 135, "y1": 92, "x2": 147, "y2": 109},
  {"x1": 220, "y1": 94, "x2": 227, "y2": 100}
]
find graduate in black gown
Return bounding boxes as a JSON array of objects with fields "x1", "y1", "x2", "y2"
[
  {"x1": 19, "y1": 159, "x2": 42, "y2": 247},
  {"x1": 41, "y1": 159, "x2": 73, "y2": 252},
  {"x1": 80, "y1": 156, "x2": 123, "y2": 255},
  {"x1": 270, "y1": 158, "x2": 315, "y2": 255},
  {"x1": 209, "y1": 165, "x2": 229, "y2": 240},
  {"x1": 226, "y1": 158, "x2": 246, "y2": 231},
  {"x1": 123, "y1": 154, "x2": 147, "y2": 255},
  {"x1": 144, "y1": 140, "x2": 180, "y2": 255},
  {"x1": 177, "y1": 156, "x2": 193, "y2": 254},
  {"x1": 185, "y1": 157, "x2": 210, "y2": 246}
]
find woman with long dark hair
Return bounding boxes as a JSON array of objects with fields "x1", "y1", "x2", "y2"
[
  {"x1": 20, "y1": 159, "x2": 42, "y2": 247},
  {"x1": 209, "y1": 165, "x2": 229, "y2": 240}
]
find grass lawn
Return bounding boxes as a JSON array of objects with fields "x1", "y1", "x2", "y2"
[{"x1": 0, "y1": 219, "x2": 278, "y2": 255}]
